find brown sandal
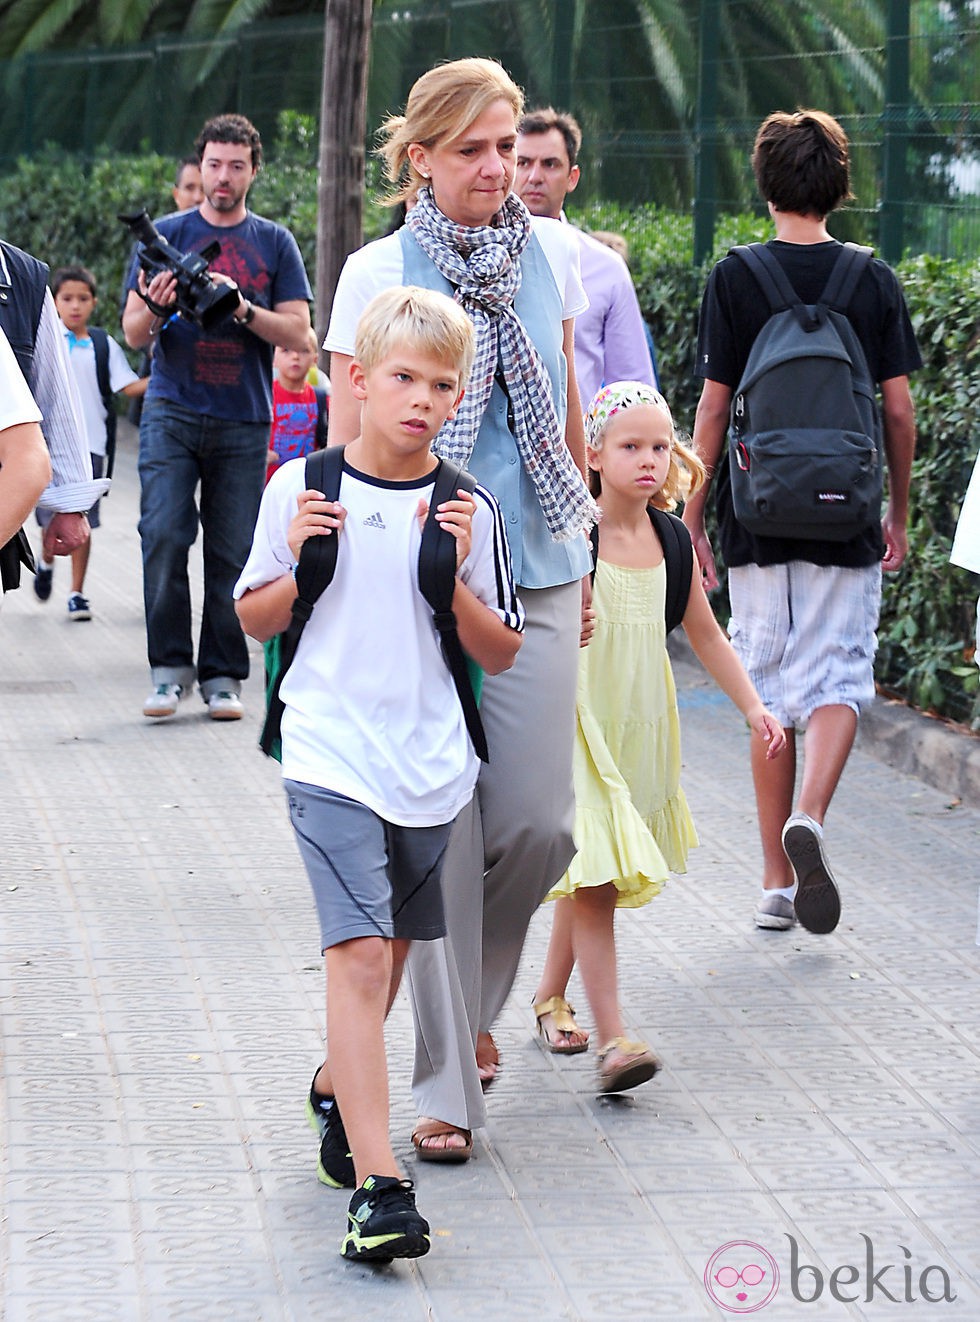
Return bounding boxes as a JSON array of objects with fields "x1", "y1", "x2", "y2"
[
  {"x1": 476, "y1": 1030, "x2": 500, "y2": 1092},
  {"x1": 411, "y1": 1117, "x2": 473, "y2": 1163},
  {"x1": 533, "y1": 995, "x2": 590, "y2": 1055},
  {"x1": 596, "y1": 1037, "x2": 661, "y2": 1093}
]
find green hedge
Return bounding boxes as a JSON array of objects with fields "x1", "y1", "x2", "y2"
[{"x1": 2, "y1": 148, "x2": 978, "y2": 726}]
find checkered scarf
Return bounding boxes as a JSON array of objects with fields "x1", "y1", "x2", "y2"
[{"x1": 406, "y1": 187, "x2": 599, "y2": 541}]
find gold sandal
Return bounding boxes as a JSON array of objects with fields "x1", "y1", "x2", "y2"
[
  {"x1": 596, "y1": 1037, "x2": 661, "y2": 1093},
  {"x1": 533, "y1": 995, "x2": 590, "y2": 1055}
]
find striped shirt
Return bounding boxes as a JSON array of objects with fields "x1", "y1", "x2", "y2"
[{"x1": 32, "y1": 289, "x2": 110, "y2": 513}]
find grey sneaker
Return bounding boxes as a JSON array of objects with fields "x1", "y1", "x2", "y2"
[
  {"x1": 207, "y1": 691, "x2": 243, "y2": 721},
  {"x1": 782, "y1": 812, "x2": 841, "y2": 934},
  {"x1": 143, "y1": 683, "x2": 183, "y2": 719},
  {"x1": 755, "y1": 891, "x2": 796, "y2": 930}
]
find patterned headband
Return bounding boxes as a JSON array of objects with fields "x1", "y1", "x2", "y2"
[{"x1": 585, "y1": 381, "x2": 673, "y2": 448}]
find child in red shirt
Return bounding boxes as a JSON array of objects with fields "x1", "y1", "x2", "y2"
[{"x1": 266, "y1": 329, "x2": 328, "y2": 484}]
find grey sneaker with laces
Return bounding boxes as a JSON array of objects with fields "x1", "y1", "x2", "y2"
[
  {"x1": 755, "y1": 891, "x2": 796, "y2": 930},
  {"x1": 782, "y1": 812, "x2": 841, "y2": 933}
]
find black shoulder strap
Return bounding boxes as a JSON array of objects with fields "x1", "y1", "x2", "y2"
[
  {"x1": 259, "y1": 445, "x2": 345, "y2": 757},
  {"x1": 88, "y1": 327, "x2": 118, "y2": 479},
  {"x1": 730, "y1": 243, "x2": 800, "y2": 313},
  {"x1": 312, "y1": 385, "x2": 329, "y2": 449},
  {"x1": 730, "y1": 242, "x2": 821, "y2": 332},
  {"x1": 648, "y1": 507, "x2": 693, "y2": 635},
  {"x1": 588, "y1": 508, "x2": 692, "y2": 636},
  {"x1": 418, "y1": 459, "x2": 489, "y2": 762},
  {"x1": 819, "y1": 241, "x2": 873, "y2": 313}
]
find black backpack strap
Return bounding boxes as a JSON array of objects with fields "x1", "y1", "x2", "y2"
[
  {"x1": 418, "y1": 459, "x2": 489, "y2": 762},
  {"x1": 730, "y1": 242, "x2": 821, "y2": 332},
  {"x1": 588, "y1": 507, "x2": 692, "y2": 635},
  {"x1": 259, "y1": 445, "x2": 345, "y2": 757},
  {"x1": 819, "y1": 241, "x2": 873, "y2": 313},
  {"x1": 589, "y1": 521, "x2": 600, "y2": 585},
  {"x1": 89, "y1": 327, "x2": 118, "y2": 479},
  {"x1": 312, "y1": 385, "x2": 329, "y2": 449},
  {"x1": 648, "y1": 507, "x2": 694, "y2": 635}
]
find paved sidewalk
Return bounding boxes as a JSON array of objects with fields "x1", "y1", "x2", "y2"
[{"x1": 2, "y1": 426, "x2": 979, "y2": 1321}]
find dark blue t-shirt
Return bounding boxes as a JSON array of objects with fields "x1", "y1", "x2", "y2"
[{"x1": 126, "y1": 209, "x2": 311, "y2": 423}]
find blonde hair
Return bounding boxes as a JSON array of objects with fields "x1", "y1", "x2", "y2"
[
  {"x1": 588, "y1": 397, "x2": 706, "y2": 512},
  {"x1": 377, "y1": 58, "x2": 524, "y2": 205},
  {"x1": 590, "y1": 230, "x2": 630, "y2": 262},
  {"x1": 354, "y1": 285, "x2": 476, "y2": 385}
]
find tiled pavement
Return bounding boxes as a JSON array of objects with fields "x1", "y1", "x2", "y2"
[{"x1": 2, "y1": 424, "x2": 979, "y2": 1321}]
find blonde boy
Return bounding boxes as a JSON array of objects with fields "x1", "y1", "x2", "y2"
[{"x1": 234, "y1": 286, "x2": 523, "y2": 1262}]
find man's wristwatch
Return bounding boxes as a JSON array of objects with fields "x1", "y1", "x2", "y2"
[{"x1": 235, "y1": 300, "x2": 256, "y2": 326}]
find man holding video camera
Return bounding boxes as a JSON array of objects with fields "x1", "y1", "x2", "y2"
[{"x1": 123, "y1": 113, "x2": 312, "y2": 722}]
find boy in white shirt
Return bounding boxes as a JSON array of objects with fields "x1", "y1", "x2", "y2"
[
  {"x1": 36, "y1": 266, "x2": 146, "y2": 620},
  {"x1": 234, "y1": 286, "x2": 524, "y2": 1263}
]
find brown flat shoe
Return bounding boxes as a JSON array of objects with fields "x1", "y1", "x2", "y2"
[
  {"x1": 533, "y1": 995, "x2": 590, "y2": 1055},
  {"x1": 412, "y1": 1117, "x2": 473, "y2": 1163}
]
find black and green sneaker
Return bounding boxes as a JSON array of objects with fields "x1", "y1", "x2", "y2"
[
  {"x1": 341, "y1": 1176, "x2": 430, "y2": 1263},
  {"x1": 306, "y1": 1073, "x2": 355, "y2": 1189}
]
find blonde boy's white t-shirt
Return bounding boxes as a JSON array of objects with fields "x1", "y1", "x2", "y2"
[{"x1": 234, "y1": 457, "x2": 523, "y2": 827}]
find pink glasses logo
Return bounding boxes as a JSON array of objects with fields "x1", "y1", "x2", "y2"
[{"x1": 704, "y1": 1241, "x2": 780, "y2": 1313}]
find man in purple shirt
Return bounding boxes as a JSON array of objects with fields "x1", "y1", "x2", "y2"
[{"x1": 515, "y1": 108, "x2": 656, "y2": 407}]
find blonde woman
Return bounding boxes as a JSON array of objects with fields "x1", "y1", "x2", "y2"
[{"x1": 323, "y1": 58, "x2": 596, "y2": 1161}]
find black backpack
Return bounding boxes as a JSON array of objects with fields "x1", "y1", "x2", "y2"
[
  {"x1": 727, "y1": 241, "x2": 881, "y2": 541},
  {"x1": 589, "y1": 506, "x2": 693, "y2": 635},
  {"x1": 89, "y1": 327, "x2": 117, "y2": 478},
  {"x1": 260, "y1": 445, "x2": 488, "y2": 763}
]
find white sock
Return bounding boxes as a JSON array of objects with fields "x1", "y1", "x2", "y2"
[
  {"x1": 39, "y1": 559, "x2": 54, "y2": 571},
  {"x1": 767, "y1": 885, "x2": 797, "y2": 901}
]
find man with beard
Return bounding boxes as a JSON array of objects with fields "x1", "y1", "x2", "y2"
[{"x1": 123, "y1": 113, "x2": 312, "y2": 722}]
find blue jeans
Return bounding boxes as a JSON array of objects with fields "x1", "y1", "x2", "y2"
[{"x1": 138, "y1": 397, "x2": 267, "y2": 698}]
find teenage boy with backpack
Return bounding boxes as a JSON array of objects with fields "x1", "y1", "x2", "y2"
[
  {"x1": 682, "y1": 109, "x2": 920, "y2": 935},
  {"x1": 234, "y1": 285, "x2": 523, "y2": 1262}
]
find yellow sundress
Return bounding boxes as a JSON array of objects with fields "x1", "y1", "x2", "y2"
[{"x1": 546, "y1": 558, "x2": 699, "y2": 908}]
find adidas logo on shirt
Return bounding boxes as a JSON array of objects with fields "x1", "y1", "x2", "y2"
[{"x1": 363, "y1": 512, "x2": 386, "y2": 530}]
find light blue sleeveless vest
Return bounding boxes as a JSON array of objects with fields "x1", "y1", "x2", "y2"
[{"x1": 400, "y1": 227, "x2": 590, "y2": 589}]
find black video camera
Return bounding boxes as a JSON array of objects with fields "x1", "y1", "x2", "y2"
[{"x1": 119, "y1": 208, "x2": 241, "y2": 331}]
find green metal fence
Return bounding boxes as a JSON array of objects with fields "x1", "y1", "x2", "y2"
[{"x1": 1, "y1": 0, "x2": 978, "y2": 261}]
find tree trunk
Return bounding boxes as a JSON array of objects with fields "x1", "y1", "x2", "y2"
[{"x1": 315, "y1": 0, "x2": 373, "y2": 354}]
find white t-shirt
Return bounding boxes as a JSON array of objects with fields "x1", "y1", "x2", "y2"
[
  {"x1": 62, "y1": 328, "x2": 139, "y2": 457},
  {"x1": 234, "y1": 457, "x2": 524, "y2": 826},
  {"x1": 0, "y1": 328, "x2": 42, "y2": 431},
  {"x1": 323, "y1": 216, "x2": 587, "y2": 356}
]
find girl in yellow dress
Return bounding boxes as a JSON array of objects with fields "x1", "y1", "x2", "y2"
[{"x1": 532, "y1": 382, "x2": 786, "y2": 1092}]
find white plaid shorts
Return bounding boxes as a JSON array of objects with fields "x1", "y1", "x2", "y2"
[{"x1": 727, "y1": 560, "x2": 882, "y2": 730}]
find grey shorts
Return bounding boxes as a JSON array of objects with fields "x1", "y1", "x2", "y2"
[{"x1": 285, "y1": 780, "x2": 450, "y2": 952}]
